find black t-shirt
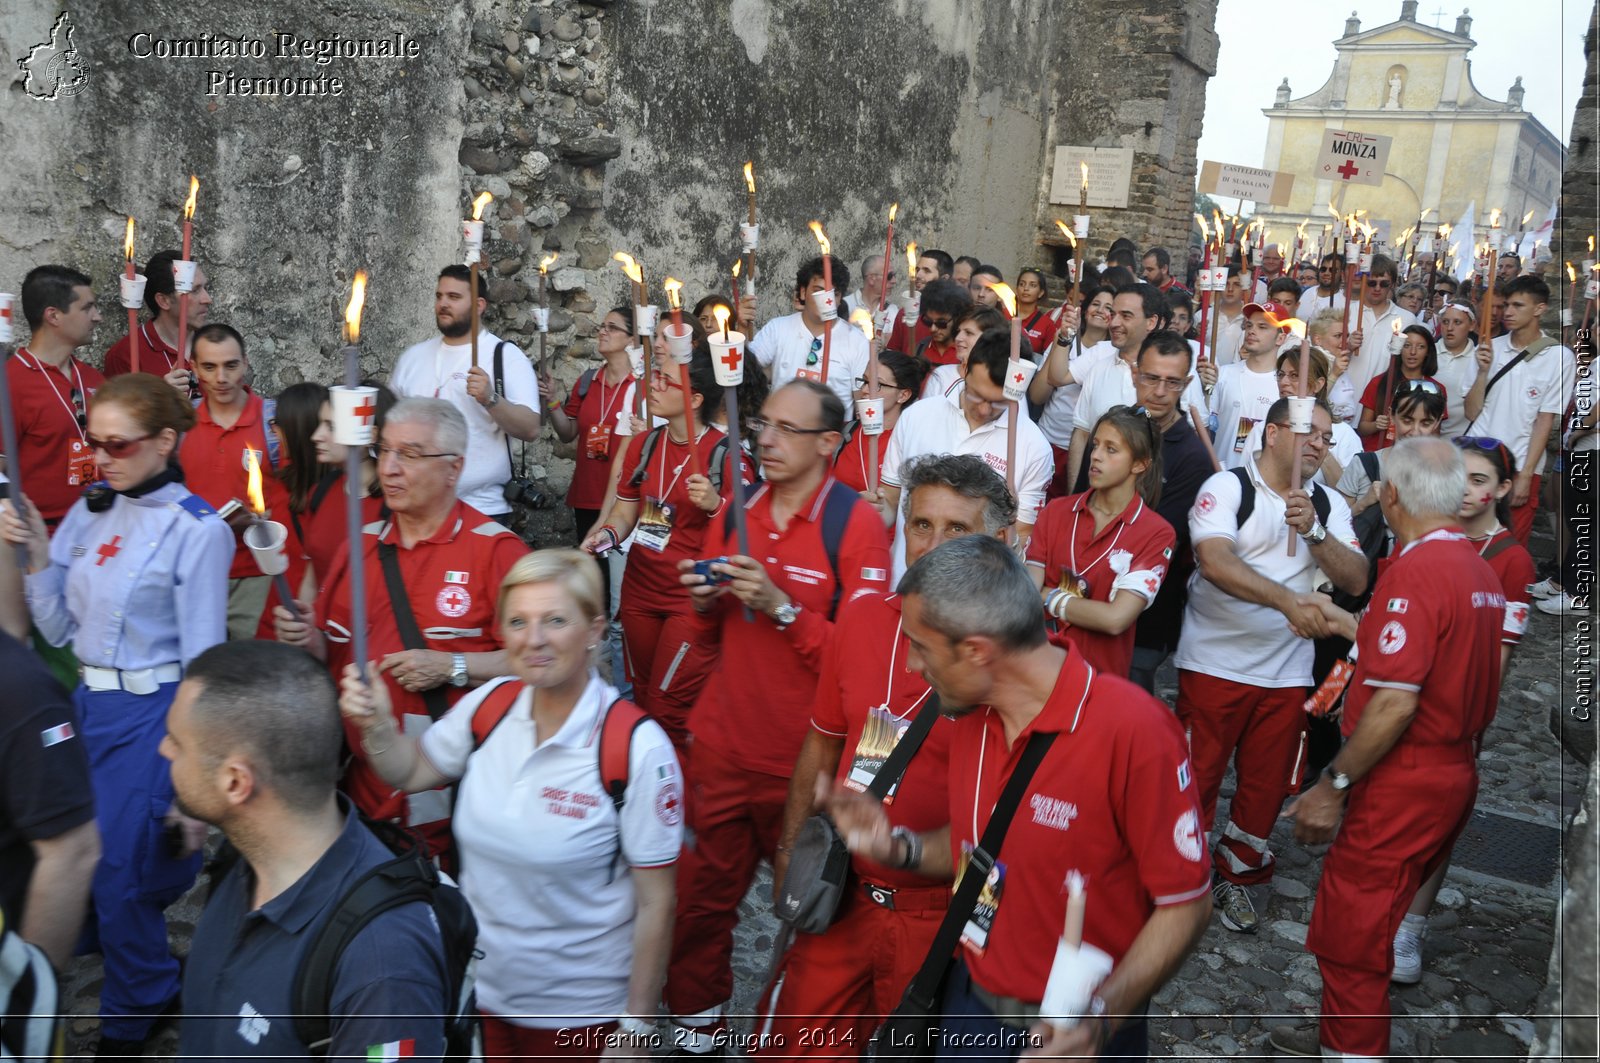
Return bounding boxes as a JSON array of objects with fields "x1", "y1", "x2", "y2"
[
  {"x1": 1134, "y1": 416, "x2": 1213, "y2": 653},
  {"x1": 0, "y1": 632, "x2": 95, "y2": 924}
]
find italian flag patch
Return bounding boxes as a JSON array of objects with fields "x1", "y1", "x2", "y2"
[{"x1": 367, "y1": 1040, "x2": 415, "y2": 1060}]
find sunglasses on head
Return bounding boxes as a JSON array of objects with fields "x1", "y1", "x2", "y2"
[{"x1": 1454, "y1": 435, "x2": 1513, "y2": 470}]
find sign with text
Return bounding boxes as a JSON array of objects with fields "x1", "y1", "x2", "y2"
[
  {"x1": 1316, "y1": 130, "x2": 1392, "y2": 187},
  {"x1": 1198, "y1": 161, "x2": 1295, "y2": 205},
  {"x1": 1049, "y1": 146, "x2": 1134, "y2": 209}
]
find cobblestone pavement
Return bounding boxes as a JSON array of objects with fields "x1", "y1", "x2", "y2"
[{"x1": 58, "y1": 591, "x2": 1589, "y2": 1061}]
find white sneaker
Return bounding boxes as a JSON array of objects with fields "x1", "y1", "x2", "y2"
[
  {"x1": 1526, "y1": 577, "x2": 1562, "y2": 599},
  {"x1": 1537, "y1": 592, "x2": 1591, "y2": 616},
  {"x1": 1392, "y1": 924, "x2": 1425, "y2": 984}
]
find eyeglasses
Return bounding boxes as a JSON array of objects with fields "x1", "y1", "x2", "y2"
[
  {"x1": 1136, "y1": 372, "x2": 1189, "y2": 394},
  {"x1": 86, "y1": 433, "x2": 153, "y2": 458},
  {"x1": 69, "y1": 388, "x2": 86, "y2": 429},
  {"x1": 650, "y1": 369, "x2": 684, "y2": 390},
  {"x1": 374, "y1": 444, "x2": 460, "y2": 465},
  {"x1": 748, "y1": 417, "x2": 834, "y2": 438},
  {"x1": 1365, "y1": 279, "x2": 1393, "y2": 290},
  {"x1": 598, "y1": 322, "x2": 632, "y2": 336},
  {"x1": 854, "y1": 376, "x2": 900, "y2": 391}
]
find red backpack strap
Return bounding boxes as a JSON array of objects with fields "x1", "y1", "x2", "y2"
[
  {"x1": 469, "y1": 678, "x2": 526, "y2": 752},
  {"x1": 598, "y1": 698, "x2": 648, "y2": 814}
]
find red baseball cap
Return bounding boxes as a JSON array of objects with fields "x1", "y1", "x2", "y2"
[{"x1": 1242, "y1": 302, "x2": 1292, "y2": 329}]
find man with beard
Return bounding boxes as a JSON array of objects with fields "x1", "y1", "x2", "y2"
[{"x1": 390, "y1": 265, "x2": 541, "y2": 524}]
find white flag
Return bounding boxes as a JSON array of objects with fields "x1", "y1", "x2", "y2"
[{"x1": 1452, "y1": 200, "x2": 1477, "y2": 284}]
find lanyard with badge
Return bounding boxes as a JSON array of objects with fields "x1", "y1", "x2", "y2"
[
  {"x1": 1056, "y1": 503, "x2": 1129, "y2": 602},
  {"x1": 843, "y1": 616, "x2": 931, "y2": 802},
  {"x1": 586, "y1": 377, "x2": 628, "y2": 461},
  {"x1": 18, "y1": 350, "x2": 95, "y2": 488},
  {"x1": 635, "y1": 430, "x2": 700, "y2": 552}
]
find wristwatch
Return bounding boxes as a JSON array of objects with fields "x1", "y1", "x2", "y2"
[
  {"x1": 1324, "y1": 765, "x2": 1352, "y2": 792},
  {"x1": 449, "y1": 653, "x2": 469, "y2": 687},
  {"x1": 771, "y1": 600, "x2": 802, "y2": 629},
  {"x1": 1301, "y1": 520, "x2": 1327, "y2": 545}
]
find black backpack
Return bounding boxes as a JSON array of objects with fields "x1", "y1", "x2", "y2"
[
  {"x1": 1230, "y1": 464, "x2": 1384, "y2": 612},
  {"x1": 626, "y1": 425, "x2": 735, "y2": 494}
]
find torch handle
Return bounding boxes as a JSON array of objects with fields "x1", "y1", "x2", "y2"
[
  {"x1": 0, "y1": 342, "x2": 30, "y2": 570},
  {"x1": 273, "y1": 572, "x2": 303, "y2": 621},
  {"x1": 722, "y1": 389, "x2": 754, "y2": 623},
  {"x1": 1006, "y1": 402, "x2": 1018, "y2": 499},
  {"x1": 345, "y1": 446, "x2": 369, "y2": 681},
  {"x1": 1189, "y1": 404, "x2": 1221, "y2": 473}
]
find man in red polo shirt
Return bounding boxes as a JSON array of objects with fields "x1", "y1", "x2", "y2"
[
  {"x1": 825, "y1": 535, "x2": 1211, "y2": 1059},
  {"x1": 177, "y1": 324, "x2": 294, "y2": 639},
  {"x1": 664, "y1": 379, "x2": 891, "y2": 1051},
  {"x1": 1274, "y1": 437, "x2": 1505, "y2": 1062},
  {"x1": 886, "y1": 251, "x2": 956, "y2": 355},
  {"x1": 101, "y1": 249, "x2": 212, "y2": 383},
  {"x1": 274, "y1": 398, "x2": 527, "y2": 858},
  {"x1": 759, "y1": 454, "x2": 1017, "y2": 1055},
  {"x1": 7, "y1": 266, "x2": 104, "y2": 527}
]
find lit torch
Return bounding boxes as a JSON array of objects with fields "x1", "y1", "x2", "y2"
[
  {"x1": 173, "y1": 176, "x2": 200, "y2": 372},
  {"x1": 241, "y1": 448, "x2": 304, "y2": 621},
  {"x1": 613, "y1": 252, "x2": 649, "y2": 417},
  {"x1": 466, "y1": 191, "x2": 493, "y2": 368},
  {"x1": 742, "y1": 162, "x2": 758, "y2": 313},
  {"x1": 1056, "y1": 217, "x2": 1081, "y2": 290},
  {"x1": 985, "y1": 280, "x2": 1024, "y2": 497},
  {"x1": 338, "y1": 270, "x2": 371, "y2": 679},
  {"x1": 535, "y1": 252, "x2": 558, "y2": 375},
  {"x1": 122, "y1": 216, "x2": 142, "y2": 374},
  {"x1": 809, "y1": 221, "x2": 837, "y2": 381}
]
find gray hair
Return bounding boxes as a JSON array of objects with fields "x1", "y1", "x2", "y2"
[
  {"x1": 896, "y1": 535, "x2": 1046, "y2": 652},
  {"x1": 1385, "y1": 436, "x2": 1466, "y2": 519},
  {"x1": 386, "y1": 397, "x2": 468, "y2": 457},
  {"x1": 899, "y1": 454, "x2": 1018, "y2": 535}
]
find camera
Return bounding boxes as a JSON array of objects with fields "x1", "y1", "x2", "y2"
[
  {"x1": 692, "y1": 557, "x2": 734, "y2": 586},
  {"x1": 502, "y1": 477, "x2": 550, "y2": 511}
]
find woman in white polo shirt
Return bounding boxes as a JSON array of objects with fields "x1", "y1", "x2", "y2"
[{"x1": 339, "y1": 550, "x2": 683, "y2": 1061}]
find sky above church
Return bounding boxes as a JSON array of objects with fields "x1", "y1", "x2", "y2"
[{"x1": 1198, "y1": 1, "x2": 1588, "y2": 213}]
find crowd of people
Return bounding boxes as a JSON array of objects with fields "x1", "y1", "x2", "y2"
[{"x1": 0, "y1": 219, "x2": 1589, "y2": 1063}]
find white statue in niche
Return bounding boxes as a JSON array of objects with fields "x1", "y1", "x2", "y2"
[{"x1": 1385, "y1": 71, "x2": 1404, "y2": 109}]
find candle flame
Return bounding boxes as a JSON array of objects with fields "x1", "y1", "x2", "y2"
[
  {"x1": 612, "y1": 251, "x2": 643, "y2": 285},
  {"x1": 731, "y1": 259, "x2": 742, "y2": 278},
  {"x1": 808, "y1": 220, "x2": 831, "y2": 256},
  {"x1": 539, "y1": 252, "x2": 558, "y2": 272},
  {"x1": 1213, "y1": 209, "x2": 1225, "y2": 235},
  {"x1": 1590, "y1": 235, "x2": 1596, "y2": 255},
  {"x1": 712, "y1": 304, "x2": 730, "y2": 334},
  {"x1": 1521, "y1": 209, "x2": 1535, "y2": 226},
  {"x1": 1488, "y1": 207, "x2": 1501, "y2": 229},
  {"x1": 1392, "y1": 318, "x2": 1402, "y2": 335},
  {"x1": 1054, "y1": 218, "x2": 1077, "y2": 248},
  {"x1": 985, "y1": 280, "x2": 1017, "y2": 317},
  {"x1": 1568, "y1": 262, "x2": 1577, "y2": 284},
  {"x1": 743, "y1": 161, "x2": 756, "y2": 194},
  {"x1": 1399, "y1": 226, "x2": 1415, "y2": 244},
  {"x1": 1079, "y1": 161, "x2": 1089, "y2": 192},
  {"x1": 123, "y1": 216, "x2": 135, "y2": 261},
  {"x1": 1592, "y1": 263, "x2": 1600, "y2": 276},
  {"x1": 663, "y1": 277, "x2": 683, "y2": 309},
  {"x1": 888, "y1": 202, "x2": 899, "y2": 223},
  {"x1": 1282, "y1": 318, "x2": 1307, "y2": 339},
  {"x1": 471, "y1": 191, "x2": 494, "y2": 221},
  {"x1": 1326, "y1": 204, "x2": 1341, "y2": 222},
  {"x1": 906, "y1": 241, "x2": 918, "y2": 278},
  {"x1": 344, "y1": 271, "x2": 368, "y2": 344},
  {"x1": 1420, "y1": 207, "x2": 1434, "y2": 220},
  {"x1": 244, "y1": 448, "x2": 265, "y2": 515},
  {"x1": 183, "y1": 176, "x2": 199, "y2": 221},
  {"x1": 1296, "y1": 220, "x2": 1308, "y2": 239},
  {"x1": 1440, "y1": 223, "x2": 1452, "y2": 238},
  {"x1": 1193, "y1": 213, "x2": 1210, "y2": 241},
  {"x1": 850, "y1": 306, "x2": 874, "y2": 340}
]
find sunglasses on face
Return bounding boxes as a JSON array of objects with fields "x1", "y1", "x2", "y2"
[
  {"x1": 1366, "y1": 279, "x2": 1393, "y2": 290},
  {"x1": 86, "y1": 433, "x2": 153, "y2": 458},
  {"x1": 922, "y1": 315, "x2": 952, "y2": 330}
]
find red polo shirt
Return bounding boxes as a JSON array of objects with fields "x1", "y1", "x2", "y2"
[
  {"x1": 1026, "y1": 492, "x2": 1175, "y2": 677},
  {"x1": 317, "y1": 499, "x2": 529, "y2": 832},
  {"x1": 831, "y1": 423, "x2": 895, "y2": 494},
  {"x1": 949, "y1": 649, "x2": 1210, "y2": 1002},
  {"x1": 1476, "y1": 529, "x2": 1536, "y2": 646},
  {"x1": 692, "y1": 476, "x2": 892, "y2": 776},
  {"x1": 178, "y1": 391, "x2": 292, "y2": 578},
  {"x1": 6, "y1": 350, "x2": 103, "y2": 524},
  {"x1": 887, "y1": 316, "x2": 931, "y2": 359},
  {"x1": 102, "y1": 323, "x2": 181, "y2": 377},
  {"x1": 562, "y1": 371, "x2": 634, "y2": 511},
  {"x1": 1344, "y1": 529, "x2": 1504, "y2": 747},
  {"x1": 1020, "y1": 308, "x2": 1060, "y2": 356},
  {"x1": 811, "y1": 592, "x2": 952, "y2": 889}
]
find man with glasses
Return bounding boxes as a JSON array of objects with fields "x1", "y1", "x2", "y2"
[
  {"x1": 274, "y1": 398, "x2": 527, "y2": 860},
  {"x1": 1432, "y1": 302, "x2": 1482, "y2": 437},
  {"x1": 664, "y1": 380, "x2": 891, "y2": 1052},
  {"x1": 1175, "y1": 397, "x2": 1367, "y2": 936},
  {"x1": 9, "y1": 265, "x2": 104, "y2": 528},
  {"x1": 390, "y1": 265, "x2": 541, "y2": 524},
  {"x1": 1211, "y1": 304, "x2": 1293, "y2": 471},
  {"x1": 749, "y1": 254, "x2": 870, "y2": 412},
  {"x1": 1346, "y1": 255, "x2": 1416, "y2": 398}
]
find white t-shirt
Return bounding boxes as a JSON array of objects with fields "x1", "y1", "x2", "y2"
[
  {"x1": 1209, "y1": 360, "x2": 1281, "y2": 470},
  {"x1": 1209, "y1": 315, "x2": 1245, "y2": 367},
  {"x1": 420, "y1": 673, "x2": 682, "y2": 1026},
  {"x1": 1349, "y1": 302, "x2": 1417, "y2": 397},
  {"x1": 923, "y1": 363, "x2": 964, "y2": 401},
  {"x1": 389, "y1": 330, "x2": 538, "y2": 514},
  {"x1": 1470, "y1": 333, "x2": 1576, "y2": 476},
  {"x1": 1072, "y1": 354, "x2": 1208, "y2": 436},
  {"x1": 1433, "y1": 344, "x2": 1481, "y2": 438},
  {"x1": 1297, "y1": 289, "x2": 1346, "y2": 320},
  {"x1": 748, "y1": 312, "x2": 870, "y2": 413},
  {"x1": 1174, "y1": 455, "x2": 1360, "y2": 687},
  {"x1": 1037, "y1": 337, "x2": 1117, "y2": 448},
  {"x1": 1327, "y1": 374, "x2": 1360, "y2": 425},
  {"x1": 880, "y1": 387, "x2": 1053, "y2": 579}
]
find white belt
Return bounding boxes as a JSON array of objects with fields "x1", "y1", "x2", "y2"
[{"x1": 81, "y1": 663, "x2": 183, "y2": 695}]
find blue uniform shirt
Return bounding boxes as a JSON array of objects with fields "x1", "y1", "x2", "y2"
[
  {"x1": 26, "y1": 482, "x2": 232, "y2": 670},
  {"x1": 179, "y1": 802, "x2": 449, "y2": 1060}
]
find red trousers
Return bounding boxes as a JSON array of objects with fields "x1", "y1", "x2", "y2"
[
  {"x1": 1509, "y1": 473, "x2": 1542, "y2": 547},
  {"x1": 618, "y1": 600, "x2": 717, "y2": 759},
  {"x1": 666, "y1": 742, "x2": 789, "y2": 1017},
  {"x1": 480, "y1": 1012, "x2": 617, "y2": 1062},
  {"x1": 1307, "y1": 745, "x2": 1477, "y2": 1057},
  {"x1": 1175, "y1": 670, "x2": 1307, "y2": 885},
  {"x1": 753, "y1": 880, "x2": 947, "y2": 1059}
]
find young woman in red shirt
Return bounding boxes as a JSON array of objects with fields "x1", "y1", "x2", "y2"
[
  {"x1": 1359, "y1": 325, "x2": 1448, "y2": 451},
  {"x1": 833, "y1": 351, "x2": 928, "y2": 493}
]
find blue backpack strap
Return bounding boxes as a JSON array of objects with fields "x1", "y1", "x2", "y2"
[
  {"x1": 261, "y1": 398, "x2": 281, "y2": 468},
  {"x1": 819, "y1": 480, "x2": 858, "y2": 620},
  {"x1": 176, "y1": 493, "x2": 216, "y2": 521}
]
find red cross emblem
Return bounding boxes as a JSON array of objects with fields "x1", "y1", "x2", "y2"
[
  {"x1": 1336, "y1": 160, "x2": 1360, "y2": 180},
  {"x1": 1144, "y1": 576, "x2": 1159, "y2": 595},
  {"x1": 353, "y1": 397, "x2": 377, "y2": 425},
  {"x1": 1378, "y1": 620, "x2": 1407, "y2": 655},
  {"x1": 441, "y1": 589, "x2": 465, "y2": 611},
  {"x1": 655, "y1": 781, "x2": 683, "y2": 825},
  {"x1": 719, "y1": 347, "x2": 742, "y2": 373},
  {"x1": 864, "y1": 406, "x2": 877, "y2": 418},
  {"x1": 95, "y1": 536, "x2": 123, "y2": 566},
  {"x1": 1013, "y1": 370, "x2": 1026, "y2": 384}
]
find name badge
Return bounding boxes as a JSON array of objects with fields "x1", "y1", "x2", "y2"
[
  {"x1": 957, "y1": 842, "x2": 1006, "y2": 956},
  {"x1": 844, "y1": 704, "x2": 912, "y2": 802},
  {"x1": 634, "y1": 497, "x2": 674, "y2": 553}
]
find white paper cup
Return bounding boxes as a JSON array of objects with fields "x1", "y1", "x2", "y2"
[
  {"x1": 172, "y1": 260, "x2": 197, "y2": 294},
  {"x1": 243, "y1": 519, "x2": 290, "y2": 577},
  {"x1": 330, "y1": 384, "x2": 380, "y2": 446},
  {"x1": 740, "y1": 223, "x2": 760, "y2": 252},
  {"x1": 709, "y1": 331, "x2": 747, "y2": 386},
  {"x1": 811, "y1": 289, "x2": 839, "y2": 322},
  {"x1": 635, "y1": 304, "x2": 659, "y2": 336},
  {"x1": 897, "y1": 290, "x2": 921, "y2": 326},
  {"x1": 118, "y1": 273, "x2": 148, "y2": 310},
  {"x1": 1073, "y1": 215, "x2": 1090, "y2": 239},
  {"x1": 873, "y1": 306, "x2": 895, "y2": 336},
  {"x1": 1225, "y1": 243, "x2": 1237, "y2": 261},
  {"x1": 856, "y1": 397, "x2": 885, "y2": 435},
  {"x1": 1584, "y1": 259, "x2": 1596, "y2": 275},
  {"x1": 462, "y1": 219, "x2": 484, "y2": 256},
  {"x1": 1562, "y1": 308, "x2": 1574, "y2": 326},
  {"x1": 661, "y1": 322, "x2": 695, "y2": 365},
  {"x1": 0, "y1": 293, "x2": 15, "y2": 344},
  {"x1": 1040, "y1": 941, "x2": 1114, "y2": 1029},
  {"x1": 1344, "y1": 244, "x2": 1359, "y2": 263},
  {"x1": 626, "y1": 343, "x2": 645, "y2": 378},
  {"x1": 1287, "y1": 395, "x2": 1316, "y2": 433},
  {"x1": 1586, "y1": 279, "x2": 1600, "y2": 301},
  {"x1": 532, "y1": 307, "x2": 550, "y2": 333},
  {"x1": 1002, "y1": 359, "x2": 1037, "y2": 402},
  {"x1": 1359, "y1": 253, "x2": 1374, "y2": 273}
]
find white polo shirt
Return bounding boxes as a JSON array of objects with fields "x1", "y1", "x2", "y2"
[
  {"x1": 1174, "y1": 454, "x2": 1359, "y2": 688},
  {"x1": 1349, "y1": 302, "x2": 1417, "y2": 398},
  {"x1": 390, "y1": 329, "x2": 538, "y2": 514},
  {"x1": 1470, "y1": 333, "x2": 1576, "y2": 475},
  {"x1": 1037, "y1": 337, "x2": 1117, "y2": 448},
  {"x1": 1209, "y1": 360, "x2": 1281, "y2": 470},
  {"x1": 1072, "y1": 353, "x2": 1208, "y2": 435},
  {"x1": 1210, "y1": 314, "x2": 1245, "y2": 367},
  {"x1": 1296, "y1": 289, "x2": 1346, "y2": 320},
  {"x1": 880, "y1": 387, "x2": 1053, "y2": 578},
  {"x1": 748, "y1": 312, "x2": 870, "y2": 412},
  {"x1": 421, "y1": 673, "x2": 682, "y2": 1026},
  {"x1": 1433, "y1": 344, "x2": 1480, "y2": 437}
]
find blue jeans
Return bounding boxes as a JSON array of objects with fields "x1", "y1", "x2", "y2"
[{"x1": 934, "y1": 959, "x2": 1149, "y2": 1061}]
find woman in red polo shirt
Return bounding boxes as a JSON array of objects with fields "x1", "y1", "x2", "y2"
[
  {"x1": 1014, "y1": 267, "x2": 1059, "y2": 355},
  {"x1": 833, "y1": 352, "x2": 928, "y2": 493},
  {"x1": 295, "y1": 380, "x2": 394, "y2": 598},
  {"x1": 544, "y1": 306, "x2": 637, "y2": 542},
  {"x1": 1358, "y1": 326, "x2": 1447, "y2": 451},
  {"x1": 1025, "y1": 406, "x2": 1175, "y2": 677}
]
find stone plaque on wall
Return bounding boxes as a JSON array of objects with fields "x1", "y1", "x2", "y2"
[{"x1": 1049, "y1": 146, "x2": 1134, "y2": 208}]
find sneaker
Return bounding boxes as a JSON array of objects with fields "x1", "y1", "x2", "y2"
[
  {"x1": 1268, "y1": 1020, "x2": 1321, "y2": 1056},
  {"x1": 1392, "y1": 924, "x2": 1425, "y2": 984},
  {"x1": 1526, "y1": 576, "x2": 1563, "y2": 599},
  {"x1": 1212, "y1": 878, "x2": 1258, "y2": 933},
  {"x1": 1537, "y1": 592, "x2": 1591, "y2": 616}
]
